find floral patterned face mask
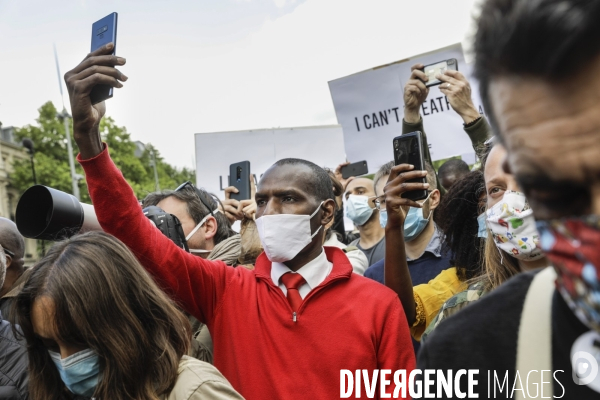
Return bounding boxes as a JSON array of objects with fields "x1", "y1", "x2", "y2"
[
  {"x1": 486, "y1": 191, "x2": 545, "y2": 261},
  {"x1": 537, "y1": 216, "x2": 600, "y2": 331}
]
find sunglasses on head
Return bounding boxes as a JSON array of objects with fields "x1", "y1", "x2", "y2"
[{"x1": 175, "y1": 181, "x2": 215, "y2": 217}]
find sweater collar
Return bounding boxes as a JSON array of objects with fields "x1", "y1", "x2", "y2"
[{"x1": 254, "y1": 246, "x2": 353, "y2": 285}]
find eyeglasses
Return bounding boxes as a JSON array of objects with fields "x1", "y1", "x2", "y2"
[
  {"x1": 175, "y1": 181, "x2": 215, "y2": 217},
  {"x1": 372, "y1": 192, "x2": 431, "y2": 210}
]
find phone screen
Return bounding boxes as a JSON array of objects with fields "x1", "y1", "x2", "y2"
[{"x1": 423, "y1": 61, "x2": 448, "y2": 86}]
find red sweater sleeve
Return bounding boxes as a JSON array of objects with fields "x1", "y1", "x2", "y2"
[
  {"x1": 78, "y1": 145, "x2": 231, "y2": 325},
  {"x1": 378, "y1": 297, "x2": 416, "y2": 398}
]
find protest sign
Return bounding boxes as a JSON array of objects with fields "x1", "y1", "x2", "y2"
[
  {"x1": 328, "y1": 43, "x2": 485, "y2": 173},
  {"x1": 194, "y1": 125, "x2": 346, "y2": 196}
]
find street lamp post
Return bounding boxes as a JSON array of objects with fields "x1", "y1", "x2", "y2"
[
  {"x1": 56, "y1": 109, "x2": 81, "y2": 200},
  {"x1": 134, "y1": 141, "x2": 160, "y2": 192},
  {"x1": 21, "y1": 139, "x2": 37, "y2": 185}
]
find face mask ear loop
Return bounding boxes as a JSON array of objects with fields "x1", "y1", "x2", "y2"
[
  {"x1": 495, "y1": 238, "x2": 505, "y2": 265},
  {"x1": 309, "y1": 201, "x2": 325, "y2": 239}
]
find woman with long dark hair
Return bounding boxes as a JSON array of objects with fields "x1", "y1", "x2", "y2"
[{"x1": 15, "y1": 231, "x2": 243, "y2": 400}]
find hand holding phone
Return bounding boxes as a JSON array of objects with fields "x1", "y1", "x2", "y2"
[
  {"x1": 381, "y1": 163, "x2": 429, "y2": 230},
  {"x1": 64, "y1": 41, "x2": 127, "y2": 159},
  {"x1": 90, "y1": 12, "x2": 119, "y2": 104}
]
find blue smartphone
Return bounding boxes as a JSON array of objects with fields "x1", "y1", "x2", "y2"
[{"x1": 90, "y1": 12, "x2": 118, "y2": 105}]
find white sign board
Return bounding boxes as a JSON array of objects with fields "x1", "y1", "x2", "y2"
[
  {"x1": 194, "y1": 125, "x2": 347, "y2": 196},
  {"x1": 328, "y1": 43, "x2": 485, "y2": 173}
]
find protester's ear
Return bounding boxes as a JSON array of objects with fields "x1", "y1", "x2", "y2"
[
  {"x1": 428, "y1": 189, "x2": 441, "y2": 211},
  {"x1": 203, "y1": 216, "x2": 218, "y2": 240},
  {"x1": 320, "y1": 199, "x2": 336, "y2": 226}
]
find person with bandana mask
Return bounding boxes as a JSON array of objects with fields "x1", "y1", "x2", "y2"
[
  {"x1": 63, "y1": 45, "x2": 416, "y2": 397},
  {"x1": 344, "y1": 177, "x2": 387, "y2": 265},
  {"x1": 419, "y1": 0, "x2": 600, "y2": 397},
  {"x1": 15, "y1": 232, "x2": 243, "y2": 400}
]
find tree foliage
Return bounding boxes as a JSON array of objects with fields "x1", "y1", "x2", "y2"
[{"x1": 11, "y1": 101, "x2": 195, "y2": 203}]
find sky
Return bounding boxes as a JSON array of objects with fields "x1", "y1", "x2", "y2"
[{"x1": 0, "y1": 0, "x2": 481, "y2": 170}]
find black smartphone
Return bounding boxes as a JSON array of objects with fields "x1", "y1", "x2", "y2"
[
  {"x1": 341, "y1": 160, "x2": 368, "y2": 179},
  {"x1": 90, "y1": 12, "x2": 118, "y2": 105},
  {"x1": 393, "y1": 132, "x2": 428, "y2": 201},
  {"x1": 421, "y1": 58, "x2": 458, "y2": 87},
  {"x1": 229, "y1": 161, "x2": 251, "y2": 201}
]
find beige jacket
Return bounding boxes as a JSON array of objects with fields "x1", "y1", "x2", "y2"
[{"x1": 163, "y1": 356, "x2": 244, "y2": 400}]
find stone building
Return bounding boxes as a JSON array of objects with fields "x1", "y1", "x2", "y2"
[{"x1": 0, "y1": 125, "x2": 39, "y2": 265}]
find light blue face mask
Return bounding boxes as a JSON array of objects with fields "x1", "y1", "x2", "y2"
[
  {"x1": 477, "y1": 212, "x2": 488, "y2": 238},
  {"x1": 403, "y1": 193, "x2": 432, "y2": 242},
  {"x1": 345, "y1": 194, "x2": 375, "y2": 226},
  {"x1": 379, "y1": 210, "x2": 387, "y2": 228},
  {"x1": 49, "y1": 348, "x2": 100, "y2": 397}
]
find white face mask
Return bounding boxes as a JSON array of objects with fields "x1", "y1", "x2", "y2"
[
  {"x1": 256, "y1": 202, "x2": 324, "y2": 263},
  {"x1": 186, "y1": 209, "x2": 220, "y2": 254},
  {"x1": 486, "y1": 191, "x2": 544, "y2": 261}
]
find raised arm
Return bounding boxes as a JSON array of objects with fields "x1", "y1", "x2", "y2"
[
  {"x1": 437, "y1": 69, "x2": 492, "y2": 155},
  {"x1": 65, "y1": 44, "x2": 231, "y2": 325},
  {"x1": 383, "y1": 164, "x2": 429, "y2": 325}
]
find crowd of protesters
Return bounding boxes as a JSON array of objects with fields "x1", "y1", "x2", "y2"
[{"x1": 3, "y1": 0, "x2": 600, "y2": 398}]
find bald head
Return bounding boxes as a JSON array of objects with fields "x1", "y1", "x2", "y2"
[{"x1": 0, "y1": 218, "x2": 24, "y2": 268}]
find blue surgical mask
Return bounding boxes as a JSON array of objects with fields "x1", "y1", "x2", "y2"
[
  {"x1": 379, "y1": 210, "x2": 388, "y2": 228},
  {"x1": 403, "y1": 193, "x2": 432, "y2": 242},
  {"x1": 49, "y1": 348, "x2": 100, "y2": 397},
  {"x1": 477, "y1": 212, "x2": 488, "y2": 238},
  {"x1": 345, "y1": 195, "x2": 374, "y2": 226}
]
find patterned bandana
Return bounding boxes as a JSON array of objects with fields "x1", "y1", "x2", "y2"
[{"x1": 537, "y1": 216, "x2": 600, "y2": 331}]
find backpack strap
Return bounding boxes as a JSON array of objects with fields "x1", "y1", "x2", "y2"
[{"x1": 515, "y1": 267, "x2": 556, "y2": 400}]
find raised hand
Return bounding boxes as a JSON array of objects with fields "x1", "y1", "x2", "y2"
[
  {"x1": 437, "y1": 70, "x2": 481, "y2": 124},
  {"x1": 403, "y1": 64, "x2": 429, "y2": 123},
  {"x1": 383, "y1": 164, "x2": 429, "y2": 229},
  {"x1": 64, "y1": 43, "x2": 127, "y2": 158}
]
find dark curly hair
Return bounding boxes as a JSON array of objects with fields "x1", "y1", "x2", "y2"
[{"x1": 435, "y1": 170, "x2": 486, "y2": 281}]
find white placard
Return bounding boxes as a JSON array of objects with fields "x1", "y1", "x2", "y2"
[
  {"x1": 328, "y1": 43, "x2": 486, "y2": 173},
  {"x1": 194, "y1": 125, "x2": 347, "y2": 196}
]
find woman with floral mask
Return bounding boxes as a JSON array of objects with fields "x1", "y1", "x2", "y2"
[
  {"x1": 422, "y1": 141, "x2": 549, "y2": 340},
  {"x1": 384, "y1": 140, "x2": 549, "y2": 344},
  {"x1": 15, "y1": 231, "x2": 243, "y2": 400}
]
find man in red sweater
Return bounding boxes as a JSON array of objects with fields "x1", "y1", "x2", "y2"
[{"x1": 64, "y1": 44, "x2": 415, "y2": 399}]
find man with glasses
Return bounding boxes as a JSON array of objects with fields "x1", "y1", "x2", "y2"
[
  {"x1": 365, "y1": 162, "x2": 448, "y2": 288},
  {"x1": 142, "y1": 181, "x2": 240, "y2": 364},
  {"x1": 0, "y1": 217, "x2": 28, "y2": 321},
  {"x1": 365, "y1": 161, "x2": 449, "y2": 354}
]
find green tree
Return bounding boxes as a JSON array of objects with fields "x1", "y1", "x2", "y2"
[{"x1": 11, "y1": 101, "x2": 195, "y2": 203}]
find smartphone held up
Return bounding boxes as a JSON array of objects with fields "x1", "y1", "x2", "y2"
[
  {"x1": 90, "y1": 12, "x2": 118, "y2": 105},
  {"x1": 421, "y1": 58, "x2": 457, "y2": 87},
  {"x1": 229, "y1": 161, "x2": 252, "y2": 201},
  {"x1": 393, "y1": 132, "x2": 428, "y2": 201}
]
